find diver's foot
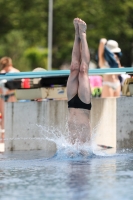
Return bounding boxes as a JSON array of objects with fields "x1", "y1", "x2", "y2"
[
  {"x1": 78, "y1": 19, "x2": 87, "y2": 38},
  {"x1": 73, "y1": 18, "x2": 80, "y2": 37}
]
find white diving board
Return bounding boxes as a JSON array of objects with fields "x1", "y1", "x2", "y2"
[{"x1": 0, "y1": 67, "x2": 133, "y2": 80}]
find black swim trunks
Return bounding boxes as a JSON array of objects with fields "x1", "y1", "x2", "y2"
[
  {"x1": 68, "y1": 94, "x2": 91, "y2": 110},
  {"x1": 0, "y1": 93, "x2": 15, "y2": 102}
]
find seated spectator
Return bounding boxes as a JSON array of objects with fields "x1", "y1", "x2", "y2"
[{"x1": 0, "y1": 57, "x2": 19, "y2": 142}]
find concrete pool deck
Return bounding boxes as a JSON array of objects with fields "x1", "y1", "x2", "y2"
[{"x1": 4, "y1": 96, "x2": 133, "y2": 152}]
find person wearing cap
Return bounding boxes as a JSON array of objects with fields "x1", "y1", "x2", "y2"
[{"x1": 98, "y1": 38, "x2": 122, "y2": 97}]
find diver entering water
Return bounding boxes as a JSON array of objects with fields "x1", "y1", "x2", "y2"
[{"x1": 67, "y1": 18, "x2": 91, "y2": 144}]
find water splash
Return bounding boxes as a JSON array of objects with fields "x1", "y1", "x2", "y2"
[
  {"x1": 3, "y1": 118, "x2": 115, "y2": 159},
  {"x1": 35, "y1": 119, "x2": 110, "y2": 160}
]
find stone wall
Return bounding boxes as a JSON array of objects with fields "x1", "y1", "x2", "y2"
[{"x1": 5, "y1": 97, "x2": 133, "y2": 151}]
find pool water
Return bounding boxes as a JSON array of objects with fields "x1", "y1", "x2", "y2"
[{"x1": 0, "y1": 149, "x2": 133, "y2": 200}]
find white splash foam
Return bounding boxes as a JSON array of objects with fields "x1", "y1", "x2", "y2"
[{"x1": 36, "y1": 119, "x2": 108, "y2": 159}]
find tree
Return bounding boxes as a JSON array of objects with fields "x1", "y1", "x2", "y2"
[
  {"x1": 52, "y1": 0, "x2": 133, "y2": 68},
  {"x1": 0, "y1": 0, "x2": 48, "y2": 71},
  {"x1": 0, "y1": 0, "x2": 133, "y2": 70},
  {"x1": 24, "y1": 47, "x2": 48, "y2": 70},
  {"x1": 0, "y1": 30, "x2": 29, "y2": 71}
]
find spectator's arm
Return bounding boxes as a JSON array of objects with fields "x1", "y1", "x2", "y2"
[
  {"x1": 98, "y1": 38, "x2": 107, "y2": 68},
  {"x1": 0, "y1": 88, "x2": 4, "y2": 131}
]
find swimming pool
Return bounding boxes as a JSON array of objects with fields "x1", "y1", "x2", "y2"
[{"x1": 0, "y1": 149, "x2": 133, "y2": 200}]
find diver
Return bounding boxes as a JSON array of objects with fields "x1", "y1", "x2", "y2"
[{"x1": 67, "y1": 18, "x2": 91, "y2": 144}]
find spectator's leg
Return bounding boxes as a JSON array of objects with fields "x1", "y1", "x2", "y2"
[{"x1": 0, "y1": 89, "x2": 4, "y2": 143}]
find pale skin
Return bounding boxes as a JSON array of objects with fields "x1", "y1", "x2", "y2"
[
  {"x1": 1, "y1": 65, "x2": 19, "y2": 101},
  {"x1": 0, "y1": 65, "x2": 19, "y2": 142},
  {"x1": 98, "y1": 38, "x2": 121, "y2": 97},
  {"x1": 67, "y1": 18, "x2": 91, "y2": 144}
]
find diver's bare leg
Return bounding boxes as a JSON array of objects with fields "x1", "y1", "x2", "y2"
[
  {"x1": 67, "y1": 18, "x2": 81, "y2": 101},
  {"x1": 78, "y1": 19, "x2": 91, "y2": 104}
]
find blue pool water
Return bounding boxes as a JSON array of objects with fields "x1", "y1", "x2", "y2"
[{"x1": 0, "y1": 149, "x2": 133, "y2": 200}]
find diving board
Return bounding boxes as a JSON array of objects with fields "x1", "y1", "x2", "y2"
[{"x1": 0, "y1": 67, "x2": 133, "y2": 80}]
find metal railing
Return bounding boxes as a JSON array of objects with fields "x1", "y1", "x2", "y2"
[{"x1": 0, "y1": 67, "x2": 133, "y2": 80}]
